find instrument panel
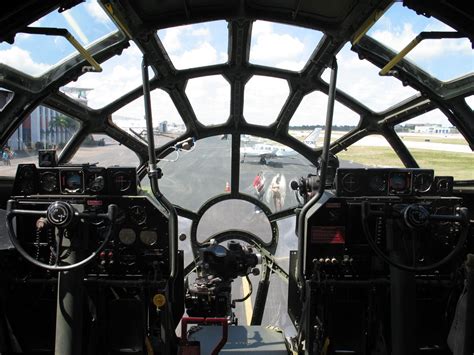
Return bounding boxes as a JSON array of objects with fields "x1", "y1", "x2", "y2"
[
  {"x1": 13, "y1": 164, "x2": 138, "y2": 196},
  {"x1": 336, "y1": 168, "x2": 453, "y2": 197}
]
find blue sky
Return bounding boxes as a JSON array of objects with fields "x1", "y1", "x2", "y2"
[{"x1": 0, "y1": 1, "x2": 472, "y2": 128}]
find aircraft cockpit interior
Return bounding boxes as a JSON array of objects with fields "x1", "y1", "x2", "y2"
[{"x1": 0, "y1": 1, "x2": 473, "y2": 354}]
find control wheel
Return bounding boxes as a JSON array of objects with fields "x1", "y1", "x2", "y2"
[
  {"x1": 361, "y1": 201, "x2": 469, "y2": 272},
  {"x1": 6, "y1": 200, "x2": 118, "y2": 271}
]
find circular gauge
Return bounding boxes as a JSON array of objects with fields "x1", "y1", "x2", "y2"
[
  {"x1": 130, "y1": 205, "x2": 147, "y2": 225},
  {"x1": 369, "y1": 175, "x2": 387, "y2": 193},
  {"x1": 113, "y1": 172, "x2": 132, "y2": 192},
  {"x1": 436, "y1": 178, "x2": 450, "y2": 193},
  {"x1": 140, "y1": 230, "x2": 158, "y2": 246},
  {"x1": 389, "y1": 172, "x2": 409, "y2": 194},
  {"x1": 62, "y1": 171, "x2": 83, "y2": 193},
  {"x1": 40, "y1": 172, "x2": 58, "y2": 193},
  {"x1": 413, "y1": 173, "x2": 433, "y2": 193},
  {"x1": 118, "y1": 228, "x2": 136, "y2": 245},
  {"x1": 341, "y1": 173, "x2": 360, "y2": 193},
  {"x1": 88, "y1": 175, "x2": 105, "y2": 193}
]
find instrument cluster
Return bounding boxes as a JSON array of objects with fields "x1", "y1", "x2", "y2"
[
  {"x1": 336, "y1": 168, "x2": 453, "y2": 197},
  {"x1": 13, "y1": 164, "x2": 138, "y2": 196}
]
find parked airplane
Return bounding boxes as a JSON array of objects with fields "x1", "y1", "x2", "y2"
[{"x1": 240, "y1": 127, "x2": 321, "y2": 164}]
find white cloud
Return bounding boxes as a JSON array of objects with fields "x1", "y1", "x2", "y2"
[
  {"x1": 0, "y1": 47, "x2": 49, "y2": 76},
  {"x1": 161, "y1": 27, "x2": 185, "y2": 53},
  {"x1": 371, "y1": 22, "x2": 472, "y2": 61},
  {"x1": 191, "y1": 28, "x2": 210, "y2": 38},
  {"x1": 251, "y1": 32, "x2": 304, "y2": 63},
  {"x1": 84, "y1": 1, "x2": 111, "y2": 24},
  {"x1": 249, "y1": 21, "x2": 318, "y2": 71},
  {"x1": 171, "y1": 41, "x2": 218, "y2": 69}
]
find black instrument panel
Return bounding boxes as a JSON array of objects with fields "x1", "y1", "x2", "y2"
[
  {"x1": 336, "y1": 168, "x2": 453, "y2": 197},
  {"x1": 14, "y1": 164, "x2": 137, "y2": 196}
]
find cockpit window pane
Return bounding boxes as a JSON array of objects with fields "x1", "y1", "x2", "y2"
[
  {"x1": 395, "y1": 110, "x2": 474, "y2": 180},
  {"x1": 156, "y1": 136, "x2": 231, "y2": 212},
  {"x1": 111, "y1": 88, "x2": 186, "y2": 147},
  {"x1": 368, "y1": 2, "x2": 473, "y2": 81},
  {"x1": 0, "y1": 0, "x2": 117, "y2": 77},
  {"x1": 239, "y1": 135, "x2": 314, "y2": 213},
  {"x1": 289, "y1": 91, "x2": 360, "y2": 147},
  {"x1": 0, "y1": 88, "x2": 14, "y2": 112},
  {"x1": 249, "y1": 21, "x2": 323, "y2": 71},
  {"x1": 244, "y1": 76, "x2": 289, "y2": 125},
  {"x1": 322, "y1": 43, "x2": 418, "y2": 112},
  {"x1": 196, "y1": 199, "x2": 273, "y2": 244},
  {"x1": 157, "y1": 21, "x2": 228, "y2": 70},
  {"x1": 466, "y1": 95, "x2": 474, "y2": 110},
  {"x1": 0, "y1": 107, "x2": 80, "y2": 177},
  {"x1": 69, "y1": 42, "x2": 145, "y2": 109},
  {"x1": 186, "y1": 75, "x2": 230, "y2": 125},
  {"x1": 70, "y1": 134, "x2": 140, "y2": 167},
  {"x1": 337, "y1": 135, "x2": 404, "y2": 168}
]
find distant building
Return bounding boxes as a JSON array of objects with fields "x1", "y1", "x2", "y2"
[
  {"x1": 5, "y1": 87, "x2": 88, "y2": 151},
  {"x1": 413, "y1": 124, "x2": 455, "y2": 134}
]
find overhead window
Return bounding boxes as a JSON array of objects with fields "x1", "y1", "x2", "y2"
[
  {"x1": 157, "y1": 21, "x2": 228, "y2": 70},
  {"x1": 0, "y1": 0, "x2": 117, "y2": 76},
  {"x1": 322, "y1": 43, "x2": 418, "y2": 112},
  {"x1": 249, "y1": 21, "x2": 323, "y2": 71},
  {"x1": 367, "y1": 2, "x2": 473, "y2": 81}
]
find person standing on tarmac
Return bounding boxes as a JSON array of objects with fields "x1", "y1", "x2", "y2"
[{"x1": 253, "y1": 171, "x2": 265, "y2": 213}]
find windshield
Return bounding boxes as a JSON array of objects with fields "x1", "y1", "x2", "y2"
[{"x1": 0, "y1": 0, "x2": 474, "y2": 346}]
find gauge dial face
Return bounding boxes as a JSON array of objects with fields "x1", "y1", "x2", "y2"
[
  {"x1": 436, "y1": 178, "x2": 450, "y2": 193},
  {"x1": 369, "y1": 175, "x2": 387, "y2": 193},
  {"x1": 388, "y1": 172, "x2": 410, "y2": 194},
  {"x1": 413, "y1": 173, "x2": 433, "y2": 193},
  {"x1": 40, "y1": 172, "x2": 58, "y2": 193},
  {"x1": 88, "y1": 174, "x2": 105, "y2": 193},
  {"x1": 61, "y1": 170, "x2": 84, "y2": 193},
  {"x1": 118, "y1": 228, "x2": 136, "y2": 245},
  {"x1": 130, "y1": 205, "x2": 147, "y2": 225},
  {"x1": 341, "y1": 173, "x2": 360, "y2": 193},
  {"x1": 140, "y1": 230, "x2": 158, "y2": 246},
  {"x1": 113, "y1": 172, "x2": 132, "y2": 192}
]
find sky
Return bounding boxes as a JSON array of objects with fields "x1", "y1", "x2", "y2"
[{"x1": 0, "y1": 1, "x2": 472, "y2": 130}]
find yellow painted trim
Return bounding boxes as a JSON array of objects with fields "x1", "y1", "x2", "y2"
[
  {"x1": 352, "y1": 3, "x2": 393, "y2": 45},
  {"x1": 104, "y1": 3, "x2": 133, "y2": 39},
  {"x1": 65, "y1": 33, "x2": 102, "y2": 72},
  {"x1": 242, "y1": 277, "x2": 253, "y2": 325},
  {"x1": 379, "y1": 36, "x2": 421, "y2": 75}
]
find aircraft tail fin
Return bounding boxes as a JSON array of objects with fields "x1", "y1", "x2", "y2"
[{"x1": 303, "y1": 127, "x2": 322, "y2": 148}]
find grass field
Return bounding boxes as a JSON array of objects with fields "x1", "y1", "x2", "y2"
[
  {"x1": 399, "y1": 135, "x2": 467, "y2": 145},
  {"x1": 338, "y1": 146, "x2": 474, "y2": 180}
]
